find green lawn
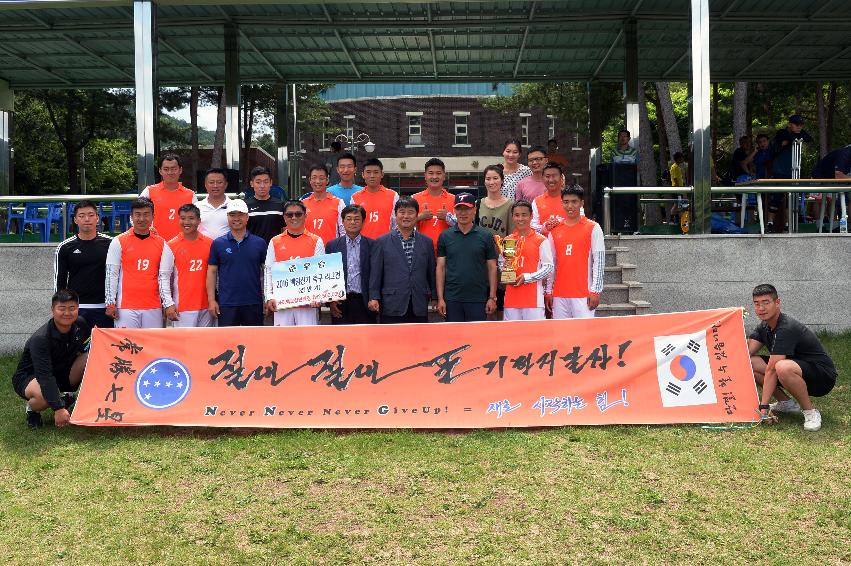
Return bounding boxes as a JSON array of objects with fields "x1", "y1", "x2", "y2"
[{"x1": 1, "y1": 335, "x2": 849, "y2": 565}]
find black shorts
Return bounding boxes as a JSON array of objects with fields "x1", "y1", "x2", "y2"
[
  {"x1": 12, "y1": 371, "x2": 75, "y2": 401},
  {"x1": 760, "y1": 355, "x2": 836, "y2": 397}
]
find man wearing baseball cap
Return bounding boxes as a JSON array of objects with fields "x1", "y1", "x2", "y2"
[
  {"x1": 207, "y1": 198, "x2": 268, "y2": 326},
  {"x1": 772, "y1": 114, "x2": 814, "y2": 179},
  {"x1": 436, "y1": 192, "x2": 498, "y2": 322}
]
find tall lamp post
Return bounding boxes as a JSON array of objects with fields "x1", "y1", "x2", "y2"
[{"x1": 335, "y1": 132, "x2": 376, "y2": 153}]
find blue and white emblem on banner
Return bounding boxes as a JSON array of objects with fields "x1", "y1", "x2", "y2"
[{"x1": 135, "y1": 358, "x2": 192, "y2": 410}]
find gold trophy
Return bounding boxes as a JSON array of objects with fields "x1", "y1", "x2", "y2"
[{"x1": 495, "y1": 235, "x2": 522, "y2": 284}]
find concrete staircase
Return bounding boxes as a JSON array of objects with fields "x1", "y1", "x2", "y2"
[{"x1": 597, "y1": 243, "x2": 652, "y2": 317}]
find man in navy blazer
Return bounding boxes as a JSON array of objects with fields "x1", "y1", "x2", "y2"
[
  {"x1": 369, "y1": 196, "x2": 436, "y2": 324},
  {"x1": 325, "y1": 204, "x2": 376, "y2": 324}
]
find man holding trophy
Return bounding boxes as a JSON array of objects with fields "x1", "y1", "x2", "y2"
[{"x1": 497, "y1": 201, "x2": 554, "y2": 321}]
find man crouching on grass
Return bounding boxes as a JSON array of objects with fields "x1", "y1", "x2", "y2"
[
  {"x1": 12, "y1": 290, "x2": 90, "y2": 429},
  {"x1": 748, "y1": 284, "x2": 837, "y2": 431}
]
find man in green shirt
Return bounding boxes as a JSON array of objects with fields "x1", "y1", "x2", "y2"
[{"x1": 436, "y1": 193, "x2": 498, "y2": 322}]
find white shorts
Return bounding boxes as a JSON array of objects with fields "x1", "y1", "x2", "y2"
[
  {"x1": 503, "y1": 307, "x2": 546, "y2": 321},
  {"x1": 116, "y1": 308, "x2": 163, "y2": 329},
  {"x1": 274, "y1": 307, "x2": 319, "y2": 327},
  {"x1": 170, "y1": 309, "x2": 215, "y2": 328},
  {"x1": 552, "y1": 297, "x2": 595, "y2": 319}
]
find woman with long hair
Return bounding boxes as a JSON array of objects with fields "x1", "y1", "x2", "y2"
[
  {"x1": 500, "y1": 139, "x2": 532, "y2": 200},
  {"x1": 475, "y1": 164, "x2": 514, "y2": 319}
]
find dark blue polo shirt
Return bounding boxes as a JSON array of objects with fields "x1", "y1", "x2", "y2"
[{"x1": 209, "y1": 230, "x2": 267, "y2": 306}]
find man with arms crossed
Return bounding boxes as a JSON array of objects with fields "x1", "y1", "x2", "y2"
[
  {"x1": 546, "y1": 186, "x2": 605, "y2": 319},
  {"x1": 207, "y1": 199, "x2": 267, "y2": 327},
  {"x1": 502, "y1": 201, "x2": 554, "y2": 321},
  {"x1": 531, "y1": 162, "x2": 566, "y2": 234},
  {"x1": 749, "y1": 284, "x2": 836, "y2": 431},
  {"x1": 197, "y1": 167, "x2": 233, "y2": 239},
  {"x1": 55, "y1": 199, "x2": 112, "y2": 328},
  {"x1": 436, "y1": 193, "x2": 499, "y2": 322},
  {"x1": 369, "y1": 197, "x2": 436, "y2": 324},
  {"x1": 413, "y1": 158, "x2": 456, "y2": 255},
  {"x1": 105, "y1": 198, "x2": 169, "y2": 328},
  {"x1": 140, "y1": 154, "x2": 196, "y2": 242},
  {"x1": 265, "y1": 200, "x2": 325, "y2": 326},
  {"x1": 13, "y1": 290, "x2": 90, "y2": 429},
  {"x1": 159, "y1": 203, "x2": 214, "y2": 327},
  {"x1": 326, "y1": 204, "x2": 376, "y2": 324},
  {"x1": 352, "y1": 158, "x2": 399, "y2": 238}
]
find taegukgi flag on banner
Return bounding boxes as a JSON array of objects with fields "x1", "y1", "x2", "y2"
[{"x1": 654, "y1": 331, "x2": 717, "y2": 408}]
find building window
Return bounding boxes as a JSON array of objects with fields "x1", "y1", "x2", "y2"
[
  {"x1": 319, "y1": 117, "x2": 332, "y2": 151},
  {"x1": 406, "y1": 111, "x2": 423, "y2": 147},
  {"x1": 520, "y1": 113, "x2": 531, "y2": 147},
  {"x1": 453, "y1": 111, "x2": 470, "y2": 147},
  {"x1": 344, "y1": 115, "x2": 355, "y2": 147},
  {"x1": 547, "y1": 115, "x2": 556, "y2": 141}
]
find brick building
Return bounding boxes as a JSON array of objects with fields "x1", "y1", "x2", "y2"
[{"x1": 300, "y1": 83, "x2": 589, "y2": 194}]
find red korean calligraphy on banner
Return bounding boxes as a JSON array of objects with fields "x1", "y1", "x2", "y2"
[{"x1": 71, "y1": 308, "x2": 759, "y2": 428}]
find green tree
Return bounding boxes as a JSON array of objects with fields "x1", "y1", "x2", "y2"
[
  {"x1": 11, "y1": 94, "x2": 67, "y2": 194},
  {"x1": 84, "y1": 138, "x2": 135, "y2": 194}
]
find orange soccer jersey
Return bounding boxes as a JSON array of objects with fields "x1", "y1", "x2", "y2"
[
  {"x1": 533, "y1": 192, "x2": 565, "y2": 232},
  {"x1": 413, "y1": 188, "x2": 455, "y2": 254},
  {"x1": 352, "y1": 186, "x2": 398, "y2": 238},
  {"x1": 549, "y1": 217, "x2": 598, "y2": 298},
  {"x1": 303, "y1": 193, "x2": 342, "y2": 245},
  {"x1": 269, "y1": 230, "x2": 322, "y2": 262},
  {"x1": 167, "y1": 233, "x2": 213, "y2": 312},
  {"x1": 504, "y1": 231, "x2": 548, "y2": 309},
  {"x1": 144, "y1": 183, "x2": 196, "y2": 242},
  {"x1": 115, "y1": 230, "x2": 166, "y2": 310}
]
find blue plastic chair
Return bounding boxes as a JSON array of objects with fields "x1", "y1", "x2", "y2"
[
  {"x1": 270, "y1": 185, "x2": 286, "y2": 200},
  {"x1": 104, "y1": 200, "x2": 132, "y2": 233},
  {"x1": 21, "y1": 202, "x2": 54, "y2": 242},
  {"x1": 5, "y1": 203, "x2": 25, "y2": 235}
]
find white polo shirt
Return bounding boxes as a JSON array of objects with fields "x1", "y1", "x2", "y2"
[{"x1": 198, "y1": 196, "x2": 232, "y2": 239}]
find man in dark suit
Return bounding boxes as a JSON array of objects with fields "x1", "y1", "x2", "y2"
[
  {"x1": 325, "y1": 204, "x2": 376, "y2": 324},
  {"x1": 369, "y1": 197, "x2": 437, "y2": 324}
]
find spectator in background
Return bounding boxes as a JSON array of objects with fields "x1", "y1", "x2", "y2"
[
  {"x1": 669, "y1": 152, "x2": 686, "y2": 187},
  {"x1": 772, "y1": 114, "x2": 813, "y2": 179},
  {"x1": 436, "y1": 193, "x2": 498, "y2": 323},
  {"x1": 812, "y1": 144, "x2": 851, "y2": 179},
  {"x1": 54, "y1": 200, "x2": 113, "y2": 329},
  {"x1": 500, "y1": 139, "x2": 532, "y2": 200},
  {"x1": 197, "y1": 168, "x2": 233, "y2": 239},
  {"x1": 413, "y1": 158, "x2": 456, "y2": 255},
  {"x1": 730, "y1": 135, "x2": 756, "y2": 183},
  {"x1": 327, "y1": 152, "x2": 363, "y2": 205},
  {"x1": 547, "y1": 138, "x2": 569, "y2": 168},
  {"x1": 246, "y1": 166, "x2": 284, "y2": 244},
  {"x1": 369, "y1": 197, "x2": 436, "y2": 324},
  {"x1": 611, "y1": 129, "x2": 639, "y2": 165},
  {"x1": 516, "y1": 145, "x2": 549, "y2": 203},
  {"x1": 475, "y1": 164, "x2": 514, "y2": 239},
  {"x1": 325, "y1": 204, "x2": 375, "y2": 325},
  {"x1": 303, "y1": 163, "x2": 344, "y2": 246},
  {"x1": 140, "y1": 153, "x2": 196, "y2": 242},
  {"x1": 207, "y1": 199, "x2": 267, "y2": 327},
  {"x1": 325, "y1": 140, "x2": 343, "y2": 186},
  {"x1": 753, "y1": 134, "x2": 773, "y2": 179},
  {"x1": 351, "y1": 158, "x2": 399, "y2": 238}
]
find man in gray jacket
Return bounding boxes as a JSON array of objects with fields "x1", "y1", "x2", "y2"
[{"x1": 368, "y1": 197, "x2": 436, "y2": 323}]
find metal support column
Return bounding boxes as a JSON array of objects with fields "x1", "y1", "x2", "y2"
[
  {"x1": 0, "y1": 79, "x2": 12, "y2": 196},
  {"x1": 224, "y1": 23, "x2": 241, "y2": 176},
  {"x1": 690, "y1": 0, "x2": 711, "y2": 234},
  {"x1": 133, "y1": 0, "x2": 157, "y2": 191},
  {"x1": 587, "y1": 80, "x2": 603, "y2": 216},
  {"x1": 274, "y1": 82, "x2": 289, "y2": 195},
  {"x1": 623, "y1": 19, "x2": 640, "y2": 143},
  {"x1": 290, "y1": 83, "x2": 299, "y2": 194}
]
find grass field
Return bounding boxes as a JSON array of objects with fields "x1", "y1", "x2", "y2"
[{"x1": 1, "y1": 334, "x2": 849, "y2": 565}]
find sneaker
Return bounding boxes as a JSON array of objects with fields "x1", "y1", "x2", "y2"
[
  {"x1": 803, "y1": 409, "x2": 822, "y2": 432},
  {"x1": 770, "y1": 399, "x2": 801, "y2": 414},
  {"x1": 61, "y1": 392, "x2": 77, "y2": 413},
  {"x1": 26, "y1": 407, "x2": 43, "y2": 430}
]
